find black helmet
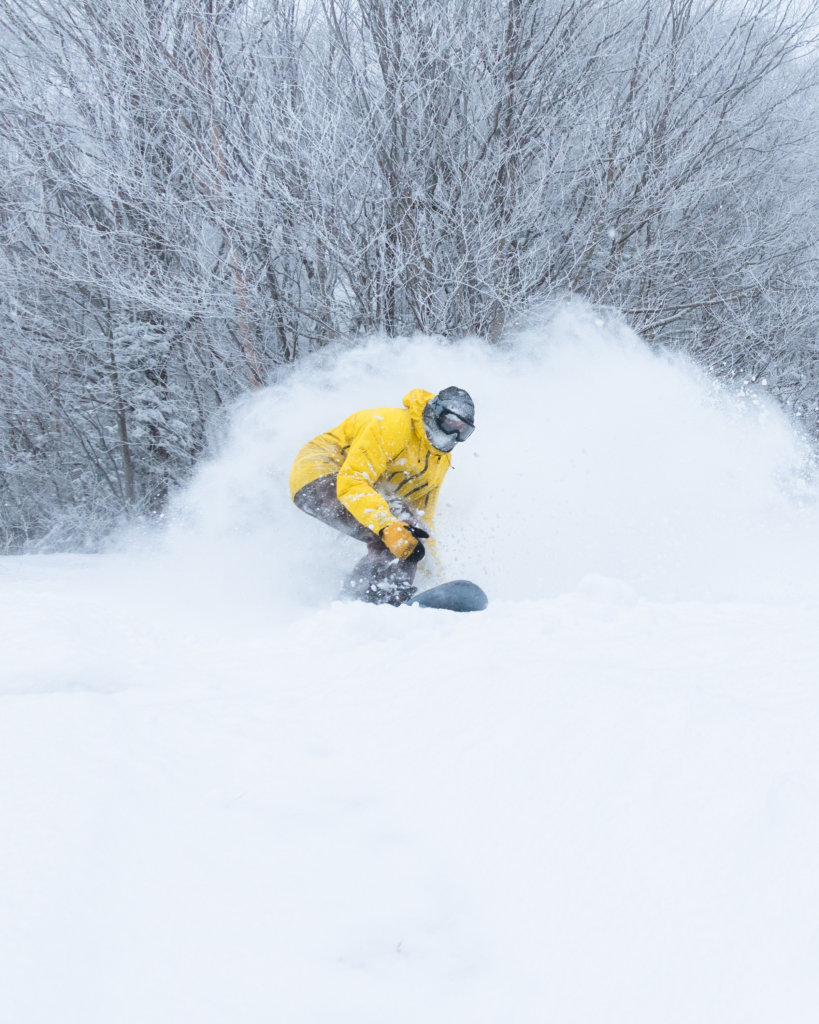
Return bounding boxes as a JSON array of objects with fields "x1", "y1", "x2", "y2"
[{"x1": 423, "y1": 386, "x2": 475, "y2": 453}]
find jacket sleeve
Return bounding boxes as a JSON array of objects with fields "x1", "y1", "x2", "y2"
[{"x1": 335, "y1": 420, "x2": 402, "y2": 535}]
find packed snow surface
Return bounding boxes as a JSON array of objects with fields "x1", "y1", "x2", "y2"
[{"x1": 4, "y1": 308, "x2": 819, "y2": 1022}]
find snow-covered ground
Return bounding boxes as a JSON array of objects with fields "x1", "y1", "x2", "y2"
[{"x1": 4, "y1": 308, "x2": 819, "y2": 1023}]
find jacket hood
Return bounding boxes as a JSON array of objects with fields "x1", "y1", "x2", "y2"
[{"x1": 403, "y1": 388, "x2": 436, "y2": 439}]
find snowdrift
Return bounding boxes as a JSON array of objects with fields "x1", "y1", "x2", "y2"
[{"x1": 3, "y1": 306, "x2": 819, "y2": 1024}]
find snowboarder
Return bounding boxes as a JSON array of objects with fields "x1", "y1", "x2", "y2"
[{"x1": 289, "y1": 387, "x2": 475, "y2": 605}]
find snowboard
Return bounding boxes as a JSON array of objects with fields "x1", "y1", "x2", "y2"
[{"x1": 408, "y1": 579, "x2": 488, "y2": 612}]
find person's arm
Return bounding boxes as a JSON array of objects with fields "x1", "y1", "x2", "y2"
[
  {"x1": 335, "y1": 420, "x2": 400, "y2": 536},
  {"x1": 336, "y1": 419, "x2": 426, "y2": 560}
]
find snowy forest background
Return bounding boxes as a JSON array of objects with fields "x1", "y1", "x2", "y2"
[{"x1": 1, "y1": 0, "x2": 818, "y2": 551}]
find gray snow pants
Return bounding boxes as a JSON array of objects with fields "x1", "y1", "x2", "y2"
[{"x1": 293, "y1": 475, "x2": 421, "y2": 605}]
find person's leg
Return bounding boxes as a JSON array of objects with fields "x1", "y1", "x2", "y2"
[
  {"x1": 293, "y1": 475, "x2": 419, "y2": 605},
  {"x1": 293, "y1": 475, "x2": 371, "y2": 541},
  {"x1": 342, "y1": 538, "x2": 419, "y2": 605}
]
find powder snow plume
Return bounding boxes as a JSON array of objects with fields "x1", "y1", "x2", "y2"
[{"x1": 156, "y1": 302, "x2": 819, "y2": 608}]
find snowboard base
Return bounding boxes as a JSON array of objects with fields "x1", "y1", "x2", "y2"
[{"x1": 408, "y1": 579, "x2": 488, "y2": 612}]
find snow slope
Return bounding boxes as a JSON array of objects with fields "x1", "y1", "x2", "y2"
[{"x1": 3, "y1": 307, "x2": 819, "y2": 1023}]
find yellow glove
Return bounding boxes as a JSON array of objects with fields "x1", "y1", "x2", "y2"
[{"x1": 380, "y1": 521, "x2": 419, "y2": 560}]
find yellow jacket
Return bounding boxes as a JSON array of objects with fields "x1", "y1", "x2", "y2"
[{"x1": 289, "y1": 389, "x2": 452, "y2": 535}]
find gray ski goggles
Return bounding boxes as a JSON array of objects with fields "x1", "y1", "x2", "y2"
[{"x1": 439, "y1": 409, "x2": 475, "y2": 442}]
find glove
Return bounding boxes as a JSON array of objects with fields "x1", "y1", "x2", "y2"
[
  {"x1": 381, "y1": 521, "x2": 427, "y2": 560},
  {"x1": 406, "y1": 524, "x2": 429, "y2": 563}
]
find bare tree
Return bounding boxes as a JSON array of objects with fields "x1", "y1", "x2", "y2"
[{"x1": 0, "y1": 0, "x2": 817, "y2": 548}]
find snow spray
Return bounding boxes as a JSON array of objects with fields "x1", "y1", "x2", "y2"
[{"x1": 160, "y1": 304, "x2": 819, "y2": 607}]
